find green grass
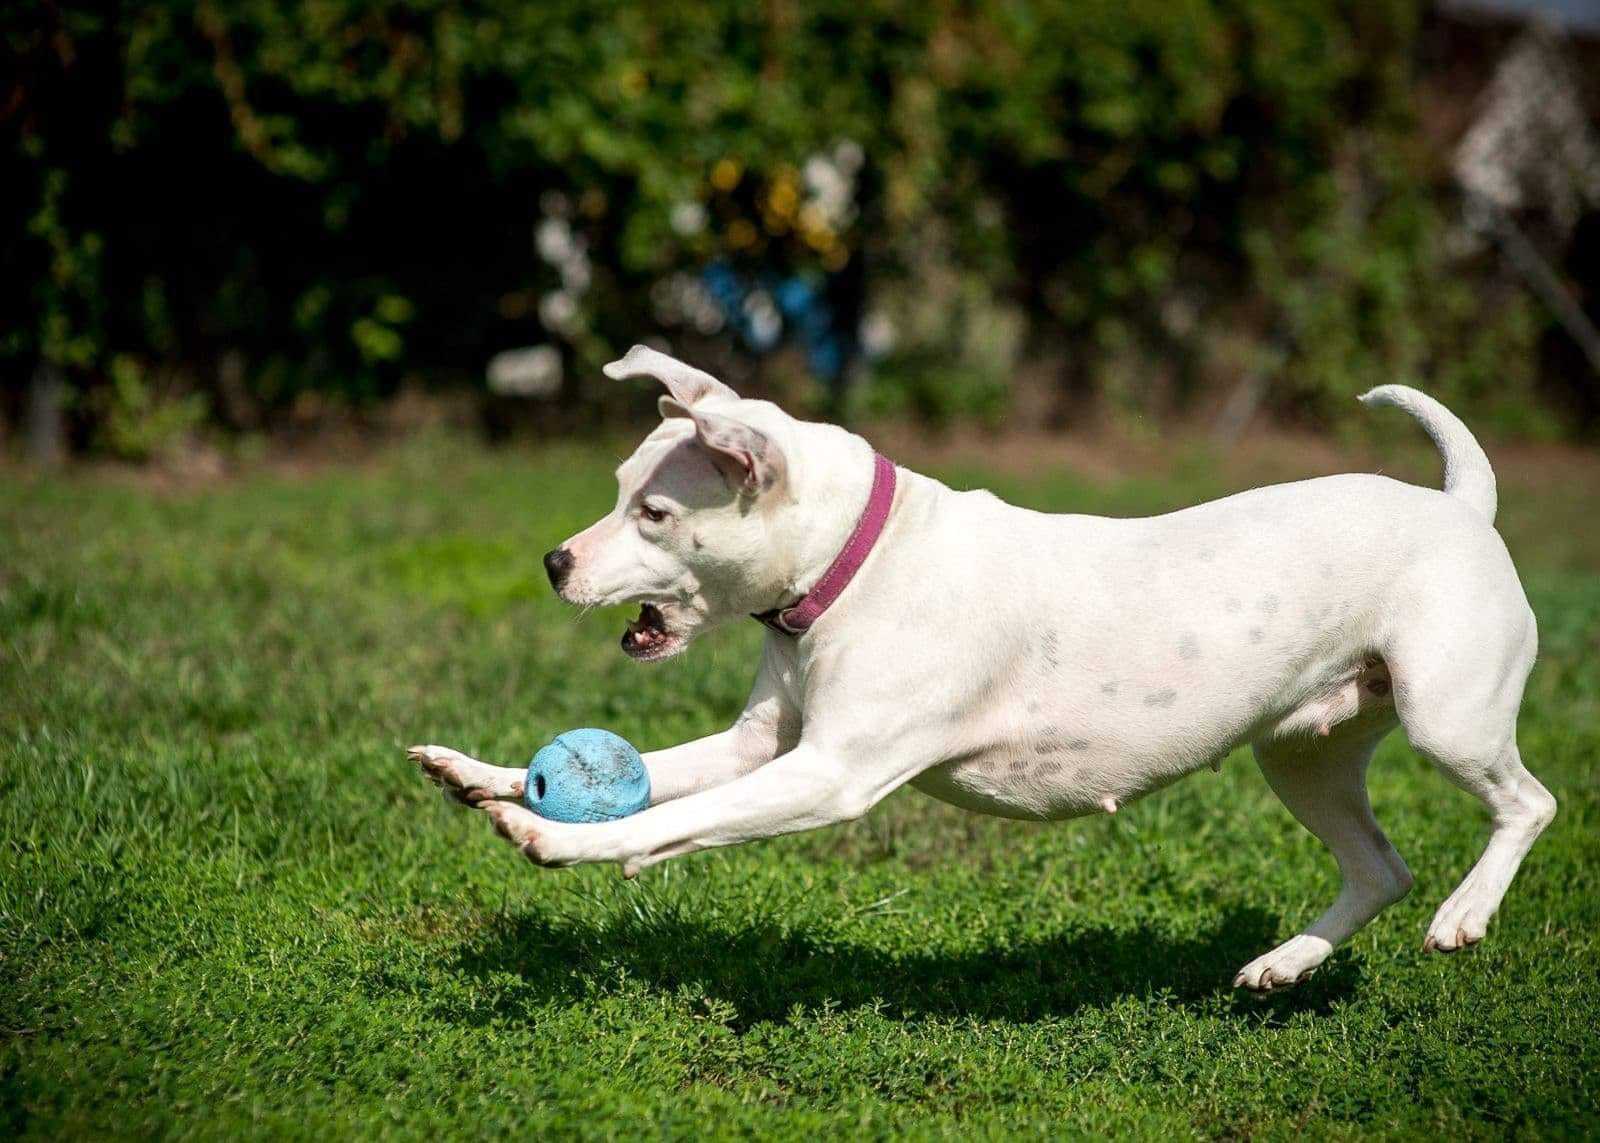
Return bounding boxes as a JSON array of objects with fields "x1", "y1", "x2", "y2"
[{"x1": 3, "y1": 434, "x2": 1598, "y2": 1138}]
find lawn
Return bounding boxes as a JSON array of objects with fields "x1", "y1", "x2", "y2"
[{"x1": 3, "y1": 432, "x2": 1598, "y2": 1138}]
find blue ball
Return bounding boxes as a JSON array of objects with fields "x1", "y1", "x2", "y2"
[{"x1": 525, "y1": 729, "x2": 651, "y2": 823}]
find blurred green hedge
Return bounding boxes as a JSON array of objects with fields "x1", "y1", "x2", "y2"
[{"x1": 1, "y1": 1, "x2": 1561, "y2": 452}]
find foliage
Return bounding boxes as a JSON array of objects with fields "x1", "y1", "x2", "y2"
[
  {"x1": 1247, "y1": 138, "x2": 1558, "y2": 437},
  {"x1": 95, "y1": 354, "x2": 210, "y2": 461},
  {"x1": 3, "y1": 439, "x2": 1598, "y2": 1134},
  {"x1": 0, "y1": 1, "x2": 1569, "y2": 442}
]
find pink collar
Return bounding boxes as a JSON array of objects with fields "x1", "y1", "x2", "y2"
[{"x1": 753, "y1": 452, "x2": 897, "y2": 636}]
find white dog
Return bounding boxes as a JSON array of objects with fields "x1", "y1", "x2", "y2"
[{"x1": 412, "y1": 346, "x2": 1556, "y2": 991}]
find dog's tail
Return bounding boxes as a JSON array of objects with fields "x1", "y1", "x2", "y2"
[{"x1": 1358, "y1": 385, "x2": 1497, "y2": 524}]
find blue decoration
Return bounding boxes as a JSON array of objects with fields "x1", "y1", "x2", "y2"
[
  {"x1": 524, "y1": 729, "x2": 651, "y2": 823},
  {"x1": 697, "y1": 261, "x2": 849, "y2": 383}
]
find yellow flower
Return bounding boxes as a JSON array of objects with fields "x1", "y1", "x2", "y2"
[
  {"x1": 767, "y1": 179, "x2": 798, "y2": 220},
  {"x1": 711, "y1": 158, "x2": 742, "y2": 192},
  {"x1": 801, "y1": 224, "x2": 832, "y2": 251}
]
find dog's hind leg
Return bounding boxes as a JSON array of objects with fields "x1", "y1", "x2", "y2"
[
  {"x1": 1386, "y1": 603, "x2": 1555, "y2": 953},
  {"x1": 1234, "y1": 725, "x2": 1413, "y2": 992},
  {"x1": 1416, "y1": 741, "x2": 1554, "y2": 952},
  {"x1": 409, "y1": 745, "x2": 527, "y2": 805}
]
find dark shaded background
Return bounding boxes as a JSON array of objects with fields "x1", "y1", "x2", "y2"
[{"x1": 3, "y1": 1, "x2": 1598, "y2": 457}]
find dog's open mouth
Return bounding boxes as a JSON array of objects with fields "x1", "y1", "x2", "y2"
[{"x1": 621, "y1": 603, "x2": 685, "y2": 661}]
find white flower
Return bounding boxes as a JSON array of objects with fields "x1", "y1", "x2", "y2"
[
  {"x1": 536, "y1": 217, "x2": 573, "y2": 265},
  {"x1": 859, "y1": 311, "x2": 896, "y2": 358},
  {"x1": 486, "y1": 345, "x2": 562, "y2": 397},
  {"x1": 652, "y1": 273, "x2": 722, "y2": 331},
  {"x1": 803, "y1": 153, "x2": 857, "y2": 230},
  {"x1": 744, "y1": 291, "x2": 781, "y2": 350},
  {"x1": 1160, "y1": 297, "x2": 1197, "y2": 337},
  {"x1": 670, "y1": 201, "x2": 708, "y2": 236},
  {"x1": 560, "y1": 251, "x2": 591, "y2": 295},
  {"x1": 539, "y1": 290, "x2": 578, "y2": 332},
  {"x1": 690, "y1": 296, "x2": 725, "y2": 335},
  {"x1": 803, "y1": 155, "x2": 839, "y2": 195}
]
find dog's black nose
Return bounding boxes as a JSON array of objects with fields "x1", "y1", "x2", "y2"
[{"x1": 543, "y1": 547, "x2": 574, "y2": 591}]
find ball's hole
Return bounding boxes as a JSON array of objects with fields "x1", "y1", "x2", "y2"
[{"x1": 535, "y1": 773, "x2": 546, "y2": 800}]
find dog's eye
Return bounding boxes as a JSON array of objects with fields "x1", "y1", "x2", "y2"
[{"x1": 639, "y1": 504, "x2": 669, "y2": 524}]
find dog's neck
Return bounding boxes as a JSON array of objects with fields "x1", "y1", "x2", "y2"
[{"x1": 776, "y1": 425, "x2": 881, "y2": 606}]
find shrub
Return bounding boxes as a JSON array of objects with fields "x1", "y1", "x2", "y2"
[{"x1": 0, "y1": 0, "x2": 1565, "y2": 445}]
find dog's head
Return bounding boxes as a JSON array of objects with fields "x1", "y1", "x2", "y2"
[{"x1": 545, "y1": 346, "x2": 801, "y2": 661}]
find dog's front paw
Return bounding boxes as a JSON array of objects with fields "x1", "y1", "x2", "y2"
[
  {"x1": 480, "y1": 801, "x2": 574, "y2": 867},
  {"x1": 1232, "y1": 934, "x2": 1334, "y2": 994},
  {"x1": 409, "y1": 744, "x2": 522, "y2": 806}
]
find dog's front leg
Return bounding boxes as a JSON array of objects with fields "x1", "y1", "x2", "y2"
[
  {"x1": 639, "y1": 728, "x2": 768, "y2": 803},
  {"x1": 413, "y1": 658, "x2": 795, "y2": 809},
  {"x1": 642, "y1": 693, "x2": 795, "y2": 804},
  {"x1": 478, "y1": 742, "x2": 905, "y2": 877},
  {"x1": 638, "y1": 646, "x2": 798, "y2": 802}
]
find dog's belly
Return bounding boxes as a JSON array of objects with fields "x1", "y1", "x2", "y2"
[
  {"x1": 910, "y1": 748, "x2": 1159, "y2": 822},
  {"x1": 907, "y1": 658, "x2": 1398, "y2": 822}
]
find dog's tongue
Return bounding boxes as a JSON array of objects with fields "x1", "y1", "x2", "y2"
[{"x1": 624, "y1": 604, "x2": 666, "y2": 651}]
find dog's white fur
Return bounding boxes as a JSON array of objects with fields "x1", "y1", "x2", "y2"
[{"x1": 412, "y1": 346, "x2": 1557, "y2": 991}]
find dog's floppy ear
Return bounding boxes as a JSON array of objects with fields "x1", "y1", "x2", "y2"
[
  {"x1": 603, "y1": 344, "x2": 738, "y2": 406},
  {"x1": 659, "y1": 397, "x2": 785, "y2": 494}
]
